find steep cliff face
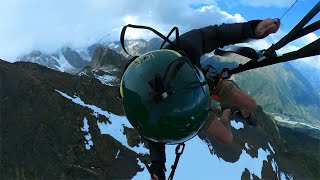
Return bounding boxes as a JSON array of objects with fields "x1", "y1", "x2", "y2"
[
  {"x1": 61, "y1": 47, "x2": 89, "y2": 69},
  {"x1": 78, "y1": 45, "x2": 128, "y2": 87},
  {"x1": 0, "y1": 60, "x2": 144, "y2": 179},
  {"x1": 89, "y1": 45, "x2": 127, "y2": 70}
]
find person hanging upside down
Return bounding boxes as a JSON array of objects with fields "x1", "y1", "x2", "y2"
[{"x1": 120, "y1": 18, "x2": 280, "y2": 180}]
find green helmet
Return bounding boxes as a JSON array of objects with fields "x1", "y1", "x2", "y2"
[{"x1": 120, "y1": 49, "x2": 210, "y2": 144}]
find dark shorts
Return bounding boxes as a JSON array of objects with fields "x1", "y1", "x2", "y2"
[{"x1": 213, "y1": 79, "x2": 237, "y2": 102}]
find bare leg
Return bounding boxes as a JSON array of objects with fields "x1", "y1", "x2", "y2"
[
  {"x1": 204, "y1": 109, "x2": 233, "y2": 144},
  {"x1": 221, "y1": 88, "x2": 257, "y2": 118}
]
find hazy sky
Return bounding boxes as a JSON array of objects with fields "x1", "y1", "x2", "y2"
[{"x1": 0, "y1": 0, "x2": 319, "y2": 64}]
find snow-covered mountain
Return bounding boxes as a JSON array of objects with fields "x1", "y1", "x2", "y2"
[
  {"x1": 88, "y1": 38, "x2": 163, "y2": 58},
  {"x1": 75, "y1": 48, "x2": 92, "y2": 62},
  {"x1": 78, "y1": 44, "x2": 128, "y2": 86},
  {"x1": 18, "y1": 46, "x2": 89, "y2": 73},
  {"x1": 16, "y1": 38, "x2": 164, "y2": 76}
]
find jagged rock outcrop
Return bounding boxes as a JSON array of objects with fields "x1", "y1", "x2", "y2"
[
  {"x1": 78, "y1": 45, "x2": 128, "y2": 86},
  {"x1": 89, "y1": 45, "x2": 127, "y2": 70},
  {"x1": 61, "y1": 47, "x2": 88, "y2": 69}
]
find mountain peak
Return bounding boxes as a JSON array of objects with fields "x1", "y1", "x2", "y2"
[
  {"x1": 17, "y1": 47, "x2": 89, "y2": 73},
  {"x1": 89, "y1": 45, "x2": 127, "y2": 69}
]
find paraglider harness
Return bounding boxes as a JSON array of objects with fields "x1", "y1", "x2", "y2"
[
  {"x1": 120, "y1": 23, "x2": 189, "y2": 180},
  {"x1": 212, "y1": 2, "x2": 320, "y2": 80},
  {"x1": 119, "y1": 1, "x2": 319, "y2": 179}
]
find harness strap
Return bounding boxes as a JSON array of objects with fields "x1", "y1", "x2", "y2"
[
  {"x1": 140, "y1": 143, "x2": 185, "y2": 180},
  {"x1": 292, "y1": 20, "x2": 320, "y2": 40},
  {"x1": 228, "y1": 38, "x2": 320, "y2": 75},
  {"x1": 168, "y1": 143, "x2": 185, "y2": 180},
  {"x1": 264, "y1": 1, "x2": 320, "y2": 57},
  {"x1": 120, "y1": 24, "x2": 180, "y2": 57},
  {"x1": 123, "y1": 56, "x2": 139, "y2": 72},
  {"x1": 214, "y1": 47, "x2": 260, "y2": 60},
  {"x1": 211, "y1": 3, "x2": 319, "y2": 78},
  {"x1": 210, "y1": 2, "x2": 319, "y2": 78},
  {"x1": 160, "y1": 27, "x2": 180, "y2": 50}
]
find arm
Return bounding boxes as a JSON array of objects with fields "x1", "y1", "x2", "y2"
[{"x1": 166, "y1": 19, "x2": 279, "y2": 67}]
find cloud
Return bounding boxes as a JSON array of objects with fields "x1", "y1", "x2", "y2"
[
  {"x1": 238, "y1": 0, "x2": 297, "y2": 8},
  {"x1": 0, "y1": 0, "x2": 247, "y2": 62},
  {"x1": 1, "y1": 0, "x2": 316, "y2": 64}
]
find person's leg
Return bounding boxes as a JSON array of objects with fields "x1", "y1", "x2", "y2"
[
  {"x1": 222, "y1": 87, "x2": 256, "y2": 118},
  {"x1": 202, "y1": 109, "x2": 233, "y2": 144},
  {"x1": 213, "y1": 79, "x2": 257, "y2": 119},
  {"x1": 147, "y1": 140, "x2": 166, "y2": 180}
]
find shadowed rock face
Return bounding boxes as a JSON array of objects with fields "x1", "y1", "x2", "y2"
[
  {"x1": 89, "y1": 45, "x2": 127, "y2": 70},
  {"x1": 78, "y1": 45, "x2": 128, "y2": 86},
  {"x1": 61, "y1": 47, "x2": 89, "y2": 69},
  {"x1": 0, "y1": 60, "x2": 143, "y2": 179}
]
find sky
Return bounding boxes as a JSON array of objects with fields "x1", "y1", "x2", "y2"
[{"x1": 0, "y1": 0, "x2": 319, "y2": 66}]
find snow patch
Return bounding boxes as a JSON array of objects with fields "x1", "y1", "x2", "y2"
[
  {"x1": 268, "y1": 142, "x2": 275, "y2": 154},
  {"x1": 94, "y1": 74, "x2": 117, "y2": 86},
  {"x1": 245, "y1": 143, "x2": 251, "y2": 150},
  {"x1": 128, "y1": 41, "x2": 139, "y2": 48},
  {"x1": 81, "y1": 117, "x2": 93, "y2": 150},
  {"x1": 108, "y1": 42, "x2": 119, "y2": 49},
  {"x1": 52, "y1": 51, "x2": 74, "y2": 72},
  {"x1": 78, "y1": 71, "x2": 88, "y2": 77},
  {"x1": 271, "y1": 158, "x2": 278, "y2": 175},
  {"x1": 55, "y1": 90, "x2": 148, "y2": 154},
  {"x1": 75, "y1": 49, "x2": 91, "y2": 61},
  {"x1": 116, "y1": 150, "x2": 120, "y2": 158},
  {"x1": 280, "y1": 171, "x2": 294, "y2": 180},
  {"x1": 230, "y1": 120, "x2": 244, "y2": 130}
]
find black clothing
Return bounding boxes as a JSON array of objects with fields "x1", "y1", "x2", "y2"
[
  {"x1": 147, "y1": 20, "x2": 262, "y2": 178},
  {"x1": 165, "y1": 20, "x2": 261, "y2": 67},
  {"x1": 149, "y1": 140, "x2": 167, "y2": 164}
]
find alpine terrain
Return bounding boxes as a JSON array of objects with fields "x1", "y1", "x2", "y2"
[{"x1": 1, "y1": 38, "x2": 319, "y2": 179}]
